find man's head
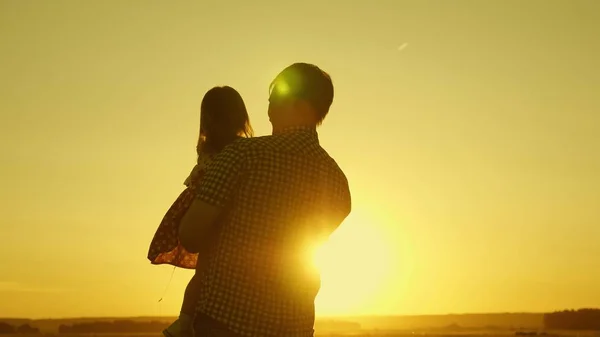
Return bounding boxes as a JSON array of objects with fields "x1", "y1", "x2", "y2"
[{"x1": 268, "y1": 63, "x2": 334, "y2": 130}]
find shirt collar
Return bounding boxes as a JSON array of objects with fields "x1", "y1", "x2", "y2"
[{"x1": 272, "y1": 125, "x2": 317, "y2": 136}]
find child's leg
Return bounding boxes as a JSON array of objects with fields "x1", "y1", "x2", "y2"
[
  {"x1": 181, "y1": 272, "x2": 202, "y2": 317},
  {"x1": 163, "y1": 270, "x2": 202, "y2": 337},
  {"x1": 177, "y1": 271, "x2": 202, "y2": 337}
]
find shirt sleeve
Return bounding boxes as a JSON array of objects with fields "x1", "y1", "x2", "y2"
[
  {"x1": 334, "y1": 174, "x2": 352, "y2": 220},
  {"x1": 195, "y1": 141, "x2": 246, "y2": 208},
  {"x1": 313, "y1": 169, "x2": 351, "y2": 240}
]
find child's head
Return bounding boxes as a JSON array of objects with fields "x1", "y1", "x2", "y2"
[{"x1": 198, "y1": 86, "x2": 253, "y2": 156}]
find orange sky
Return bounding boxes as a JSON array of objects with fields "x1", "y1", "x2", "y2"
[{"x1": 1, "y1": 0, "x2": 599, "y2": 318}]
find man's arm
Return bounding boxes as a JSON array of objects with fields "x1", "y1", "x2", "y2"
[
  {"x1": 179, "y1": 141, "x2": 246, "y2": 253},
  {"x1": 315, "y1": 173, "x2": 352, "y2": 242}
]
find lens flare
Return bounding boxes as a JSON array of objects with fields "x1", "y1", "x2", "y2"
[{"x1": 274, "y1": 80, "x2": 290, "y2": 96}]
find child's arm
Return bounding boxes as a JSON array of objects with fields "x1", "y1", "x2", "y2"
[
  {"x1": 183, "y1": 153, "x2": 212, "y2": 187},
  {"x1": 183, "y1": 165, "x2": 202, "y2": 187}
]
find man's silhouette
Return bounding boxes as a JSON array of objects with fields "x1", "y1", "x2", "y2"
[{"x1": 180, "y1": 63, "x2": 352, "y2": 337}]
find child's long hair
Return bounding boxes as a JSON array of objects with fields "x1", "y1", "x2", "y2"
[{"x1": 197, "y1": 86, "x2": 253, "y2": 158}]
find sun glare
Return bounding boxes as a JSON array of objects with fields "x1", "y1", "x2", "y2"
[{"x1": 311, "y1": 210, "x2": 395, "y2": 315}]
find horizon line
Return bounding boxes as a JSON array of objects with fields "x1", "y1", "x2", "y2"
[{"x1": 1, "y1": 311, "x2": 563, "y2": 321}]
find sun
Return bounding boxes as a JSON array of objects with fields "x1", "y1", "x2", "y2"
[{"x1": 309, "y1": 210, "x2": 395, "y2": 315}]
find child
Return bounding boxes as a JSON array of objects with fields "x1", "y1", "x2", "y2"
[{"x1": 147, "y1": 86, "x2": 253, "y2": 337}]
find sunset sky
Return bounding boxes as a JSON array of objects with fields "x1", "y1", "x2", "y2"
[{"x1": 1, "y1": 0, "x2": 599, "y2": 319}]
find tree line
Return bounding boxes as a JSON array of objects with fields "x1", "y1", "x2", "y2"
[
  {"x1": 0, "y1": 323, "x2": 40, "y2": 334},
  {"x1": 3, "y1": 309, "x2": 600, "y2": 334},
  {"x1": 58, "y1": 320, "x2": 169, "y2": 333},
  {"x1": 543, "y1": 309, "x2": 600, "y2": 330}
]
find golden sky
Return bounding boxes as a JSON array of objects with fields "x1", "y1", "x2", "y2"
[{"x1": 1, "y1": 0, "x2": 599, "y2": 319}]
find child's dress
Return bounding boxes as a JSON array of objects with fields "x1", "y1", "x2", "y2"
[{"x1": 147, "y1": 154, "x2": 212, "y2": 269}]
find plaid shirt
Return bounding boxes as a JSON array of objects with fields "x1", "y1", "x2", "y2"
[{"x1": 194, "y1": 126, "x2": 351, "y2": 337}]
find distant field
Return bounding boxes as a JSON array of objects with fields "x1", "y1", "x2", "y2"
[
  {"x1": 1, "y1": 330, "x2": 600, "y2": 337},
  {"x1": 0, "y1": 313, "x2": 547, "y2": 334},
  {"x1": 2, "y1": 314, "x2": 600, "y2": 337}
]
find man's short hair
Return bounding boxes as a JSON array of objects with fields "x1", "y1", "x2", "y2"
[{"x1": 269, "y1": 63, "x2": 334, "y2": 123}]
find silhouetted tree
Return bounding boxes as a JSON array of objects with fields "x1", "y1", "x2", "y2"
[
  {"x1": 543, "y1": 308, "x2": 600, "y2": 330},
  {"x1": 59, "y1": 320, "x2": 170, "y2": 333},
  {"x1": 0, "y1": 322, "x2": 15, "y2": 334},
  {"x1": 57, "y1": 325, "x2": 68, "y2": 334},
  {"x1": 16, "y1": 324, "x2": 40, "y2": 334}
]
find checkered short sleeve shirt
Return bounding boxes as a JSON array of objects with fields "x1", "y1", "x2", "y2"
[{"x1": 194, "y1": 127, "x2": 351, "y2": 337}]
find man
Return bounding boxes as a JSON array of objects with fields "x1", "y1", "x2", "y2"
[{"x1": 179, "y1": 63, "x2": 352, "y2": 337}]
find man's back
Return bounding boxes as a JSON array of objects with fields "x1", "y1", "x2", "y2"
[{"x1": 195, "y1": 127, "x2": 351, "y2": 337}]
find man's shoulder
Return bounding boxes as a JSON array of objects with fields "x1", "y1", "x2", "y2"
[
  {"x1": 320, "y1": 150, "x2": 350, "y2": 191},
  {"x1": 318, "y1": 148, "x2": 346, "y2": 174},
  {"x1": 211, "y1": 137, "x2": 277, "y2": 165},
  {"x1": 327, "y1": 155, "x2": 349, "y2": 185},
  {"x1": 220, "y1": 137, "x2": 257, "y2": 153},
  {"x1": 226, "y1": 135, "x2": 278, "y2": 153}
]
